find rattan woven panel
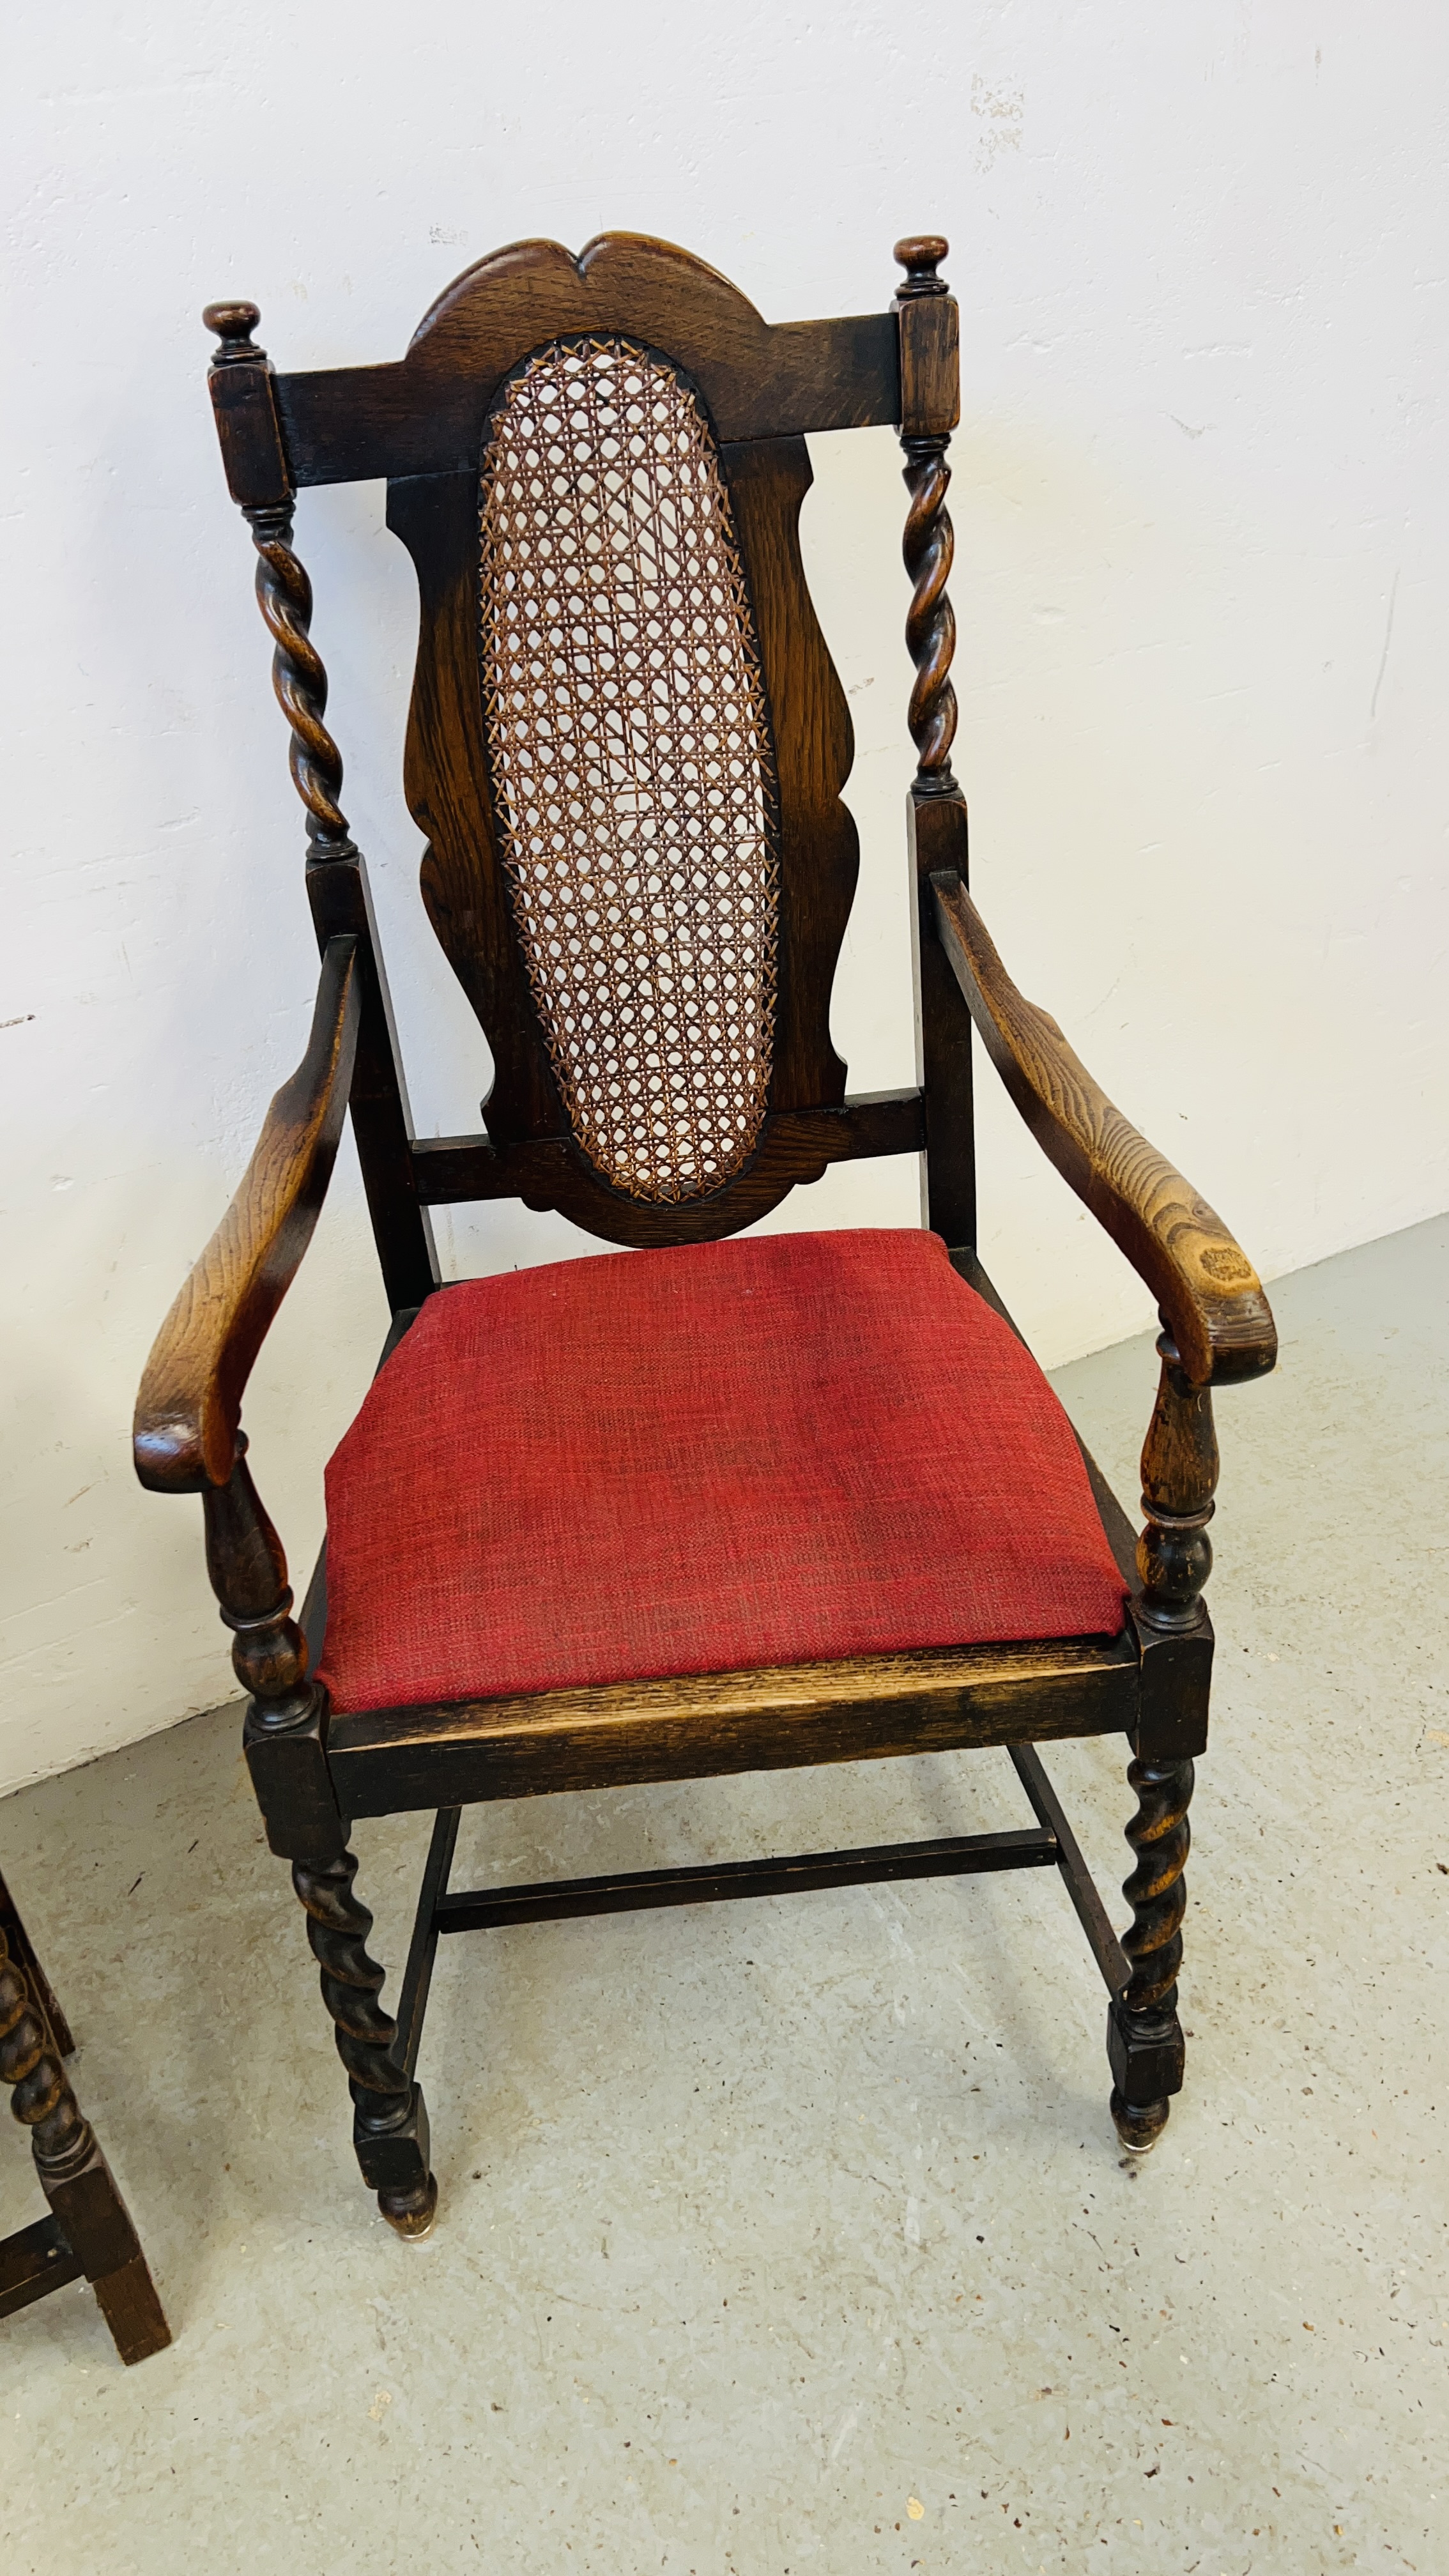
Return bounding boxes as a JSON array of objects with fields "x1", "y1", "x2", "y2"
[{"x1": 478, "y1": 336, "x2": 780, "y2": 1203}]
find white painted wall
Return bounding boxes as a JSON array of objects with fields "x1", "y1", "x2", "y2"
[{"x1": 4, "y1": 5, "x2": 1446, "y2": 1795}]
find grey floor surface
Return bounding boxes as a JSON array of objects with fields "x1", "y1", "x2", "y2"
[{"x1": 2, "y1": 1215, "x2": 1446, "y2": 2573}]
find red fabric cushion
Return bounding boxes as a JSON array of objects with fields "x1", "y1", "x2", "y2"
[{"x1": 316, "y1": 1228, "x2": 1127, "y2": 1713}]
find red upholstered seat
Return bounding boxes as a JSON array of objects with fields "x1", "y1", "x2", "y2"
[{"x1": 316, "y1": 1229, "x2": 1128, "y2": 1715}]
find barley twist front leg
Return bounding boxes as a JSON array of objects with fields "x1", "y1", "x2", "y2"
[
  {"x1": 292, "y1": 1851, "x2": 436, "y2": 2240},
  {"x1": 1109, "y1": 1757, "x2": 1193, "y2": 2152},
  {"x1": 1109, "y1": 1327, "x2": 1216, "y2": 2152},
  {"x1": 201, "y1": 1448, "x2": 436, "y2": 2238}
]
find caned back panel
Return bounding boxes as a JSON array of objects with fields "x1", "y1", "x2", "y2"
[
  {"x1": 478, "y1": 336, "x2": 779, "y2": 1205},
  {"x1": 387, "y1": 234, "x2": 862, "y2": 1247}
]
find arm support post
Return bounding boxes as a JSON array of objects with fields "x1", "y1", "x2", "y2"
[{"x1": 134, "y1": 936, "x2": 361, "y2": 1851}]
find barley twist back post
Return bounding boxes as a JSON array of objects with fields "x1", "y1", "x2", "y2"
[
  {"x1": 203, "y1": 303, "x2": 355, "y2": 862},
  {"x1": 893, "y1": 237, "x2": 959, "y2": 792},
  {"x1": 202, "y1": 1443, "x2": 438, "y2": 2239},
  {"x1": 893, "y1": 237, "x2": 974, "y2": 1242}
]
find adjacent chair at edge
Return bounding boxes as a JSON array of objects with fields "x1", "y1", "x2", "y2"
[{"x1": 134, "y1": 232, "x2": 1276, "y2": 2238}]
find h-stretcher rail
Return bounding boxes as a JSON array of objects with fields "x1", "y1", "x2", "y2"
[{"x1": 387, "y1": 1742, "x2": 1131, "y2": 2089}]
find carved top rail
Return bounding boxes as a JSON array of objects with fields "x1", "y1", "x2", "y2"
[{"x1": 206, "y1": 234, "x2": 901, "y2": 509}]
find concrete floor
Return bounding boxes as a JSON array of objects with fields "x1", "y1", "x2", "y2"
[{"x1": 2, "y1": 1215, "x2": 1446, "y2": 2574}]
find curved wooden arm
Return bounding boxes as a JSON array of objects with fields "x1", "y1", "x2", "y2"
[
  {"x1": 930, "y1": 872, "x2": 1275, "y2": 1387},
  {"x1": 134, "y1": 937, "x2": 362, "y2": 1492}
]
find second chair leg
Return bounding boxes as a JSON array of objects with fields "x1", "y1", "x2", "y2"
[
  {"x1": 1108, "y1": 1755, "x2": 1193, "y2": 2153},
  {"x1": 0, "y1": 1919, "x2": 171, "y2": 2361},
  {"x1": 291, "y1": 1848, "x2": 437, "y2": 2239}
]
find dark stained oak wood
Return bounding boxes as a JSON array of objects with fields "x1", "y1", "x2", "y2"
[
  {"x1": 176, "y1": 1413, "x2": 434, "y2": 2235},
  {"x1": 392, "y1": 1808, "x2": 461, "y2": 2087},
  {"x1": 0, "y1": 1890, "x2": 170, "y2": 2361},
  {"x1": 134, "y1": 938, "x2": 361, "y2": 1492},
  {"x1": 410, "y1": 1091, "x2": 924, "y2": 1217},
  {"x1": 893, "y1": 236, "x2": 960, "y2": 440},
  {"x1": 1108, "y1": 1755, "x2": 1193, "y2": 2152},
  {"x1": 390, "y1": 422, "x2": 862, "y2": 1243},
  {"x1": 199, "y1": 298, "x2": 436, "y2": 1310},
  {"x1": 273, "y1": 314, "x2": 900, "y2": 488},
  {"x1": 326, "y1": 1629, "x2": 1140, "y2": 1818},
  {"x1": 1137, "y1": 1331, "x2": 1220, "y2": 1628},
  {"x1": 895, "y1": 240, "x2": 959, "y2": 793},
  {"x1": 290, "y1": 1850, "x2": 437, "y2": 2239},
  {"x1": 435, "y1": 1828, "x2": 1061, "y2": 1933},
  {"x1": 723, "y1": 434, "x2": 855, "y2": 1112},
  {"x1": 139, "y1": 226, "x2": 1282, "y2": 2228},
  {"x1": 0, "y1": 2212, "x2": 84, "y2": 2320},
  {"x1": 305, "y1": 854, "x2": 438, "y2": 1314},
  {"x1": 0, "y1": 1868, "x2": 73, "y2": 2058},
  {"x1": 911, "y1": 794, "x2": 976, "y2": 1243},
  {"x1": 1008, "y1": 1745, "x2": 1131, "y2": 1997},
  {"x1": 931, "y1": 871, "x2": 1276, "y2": 1388},
  {"x1": 201, "y1": 302, "x2": 292, "y2": 511},
  {"x1": 262, "y1": 235, "x2": 901, "y2": 494}
]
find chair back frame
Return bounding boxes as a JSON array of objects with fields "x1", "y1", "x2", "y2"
[{"x1": 201, "y1": 231, "x2": 970, "y2": 1296}]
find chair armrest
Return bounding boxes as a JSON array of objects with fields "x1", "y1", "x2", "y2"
[
  {"x1": 134, "y1": 935, "x2": 362, "y2": 1492},
  {"x1": 930, "y1": 871, "x2": 1275, "y2": 1387}
]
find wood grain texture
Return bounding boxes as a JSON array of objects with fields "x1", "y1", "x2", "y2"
[
  {"x1": 38, "y1": 2140, "x2": 171, "y2": 2361},
  {"x1": 931, "y1": 871, "x2": 1276, "y2": 1387},
  {"x1": 244, "y1": 506, "x2": 352, "y2": 857},
  {"x1": 1136, "y1": 1333, "x2": 1220, "y2": 1632},
  {"x1": 410, "y1": 1092, "x2": 925, "y2": 1213},
  {"x1": 290, "y1": 1848, "x2": 438, "y2": 2238},
  {"x1": 1108, "y1": 1752, "x2": 1193, "y2": 2152},
  {"x1": 894, "y1": 239, "x2": 958, "y2": 792},
  {"x1": 170, "y1": 231, "x2": 1267, "y2": 2216},
  {"x1": 203, "y1": 303, "x2": 293, "y2": 510},
  {"x1": 326, "y1": 1631, "x2": 1139, "y2": 1818},
  {"x1": 134, "y1": 937, "x2": 360, "y2": 1492},
  {"x1": 272, "y1": 233, "x2": 901, "y2": 489},
  {"x1": 893, "y1": 237, "x2": 960, "y2": 440},
  {"x1": 390, "y1": 410, "x2": 862, "y2": 1245},
  {"x1": 725, "y1": 434, "x2": 857, "y2": 1112},
  {"x1": 0, "y1": 1916, "x2": 171, "y2": 2360},
  {"x1": 198, "y1": 328, "x2": 438, "y2": 1308}
]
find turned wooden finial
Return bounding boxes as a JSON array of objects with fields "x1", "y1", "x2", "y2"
[
  {"x1": 203, "y1": 300, "x2": 264, "y2": 364},
  {"x1": 893, "y1": 236, "x2": 950, "y2": 298}
]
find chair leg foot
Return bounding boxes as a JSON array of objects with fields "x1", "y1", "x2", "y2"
[
  {"x1": 379, "y1": 2172, "x2": 439, "y2": 2239},
  {"x1": 88, "y1": 2243, "x2": 173, "y2": 2363},
  {"x1": 1110, "y1": 2086, "x2": 1170, "y2": 2155}
]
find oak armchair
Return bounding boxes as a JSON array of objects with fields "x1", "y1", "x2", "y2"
[{"x1": 135, "y1": 233, "x2": 1275, "y2": 2239}]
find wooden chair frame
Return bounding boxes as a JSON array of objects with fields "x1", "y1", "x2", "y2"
[
  {"x1": 0, "y1": 1869, "x2": 170, "y2": 2359},
  {"x1": 135, "y1": 233, "x2": 1275, "y2": 2239}
]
